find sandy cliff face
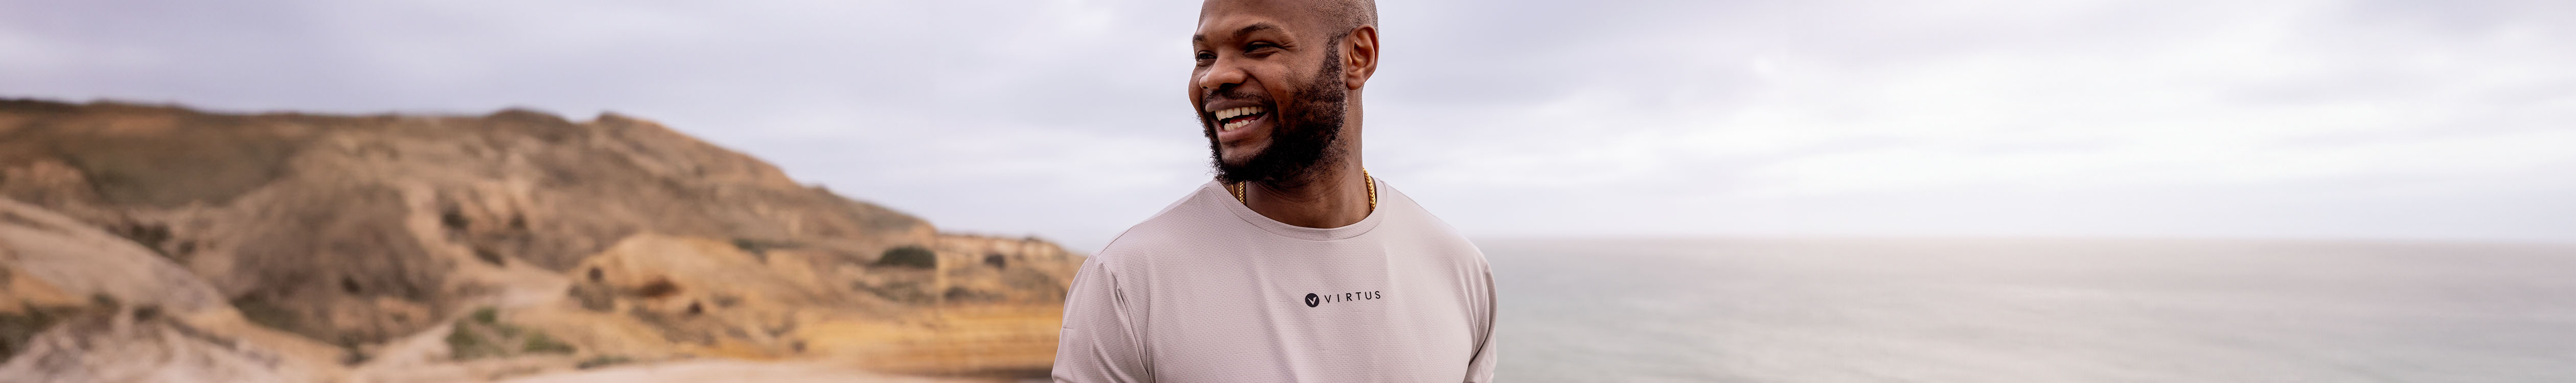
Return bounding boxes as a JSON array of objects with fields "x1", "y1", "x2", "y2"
[{"x1": 0, "y1": 99, "x2": 1079, "y2": 381}]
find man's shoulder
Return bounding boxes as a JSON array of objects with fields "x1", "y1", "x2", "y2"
[
  {"x1": 1375, "y1": 181, "x2": 1490, "y2": 267},
  {"x1": 1378, "y1": 181, "x2": 1473, "y2": 237},
  {"x1": 1089, "y1": 181, "x2": 1234, "y2": 268}
]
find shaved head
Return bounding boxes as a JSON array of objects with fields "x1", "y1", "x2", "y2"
[
  {"x1": 1310, "y1": 0, "x2": 1377, "y2": 38},
  {"x1": 1203, "y1": 0, "x2": 1376, "y2": 41}
]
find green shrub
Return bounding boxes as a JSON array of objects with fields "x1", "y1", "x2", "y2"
[
  {"x1": 521, "y1": 332, "x2": 574, "y2": 354},
  {"x1": 445, "y1": 322, "x2": 500, "y2": 360},
  {"x1": 577, "y1": 355, "x2": 636, "y2": 369},
  {"x1": 470, "y1": 307, "x2": 498, "y2": 324},
  {"x1": 876, "y1": 246, "x2": 936, "y2": 269},
  {"x1": 444, "y1": 308, "x2": 571, "y2": 360}
]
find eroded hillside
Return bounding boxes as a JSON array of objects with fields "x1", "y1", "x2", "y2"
[{"x1": 0, "y1": 99, "x2": 1078, "y2": 382}]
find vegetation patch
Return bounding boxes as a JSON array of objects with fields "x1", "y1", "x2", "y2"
[
  {"x1": 444, "y1": 322, "x2": 504, "y2": 360},
  {"x1": 944, "y1": 286, "x2": 998, "y2": 303},
  {"x1": 730, "y1": 238, "x2": 798, "y2": 257},
  {"x1": 520, "y1": 332, "x2": 574, "y2": 354},
  {"x1": 232, "y1": 296, "x2": 307, "y2": 336},
  {"x1": 575, "y1": 355, "x2": 636, "y2": 370},
  {"x1": 876, "y1": 245, "x2": 937, "y2": 269},
  {"x1": 471, "y1": 307, "x2": 499, "y2": 324},
  {"x1": 858, "y1": 280, "x2": 934, "y2": 304},
  {"x1": 445, "y1": 307, "x2": 576, "y2": 361},
  {"x1": 0, "y1": 305, "x2": 86, "y2": 362}
]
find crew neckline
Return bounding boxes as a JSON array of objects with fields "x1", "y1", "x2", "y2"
[{"x1": 1204, "y1": 178, "x2": 1387, "y2": 242}]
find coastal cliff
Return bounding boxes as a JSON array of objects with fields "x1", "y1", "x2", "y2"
[{"x1": 0, "y1": 99, "x2": 1077, "y2": 382}]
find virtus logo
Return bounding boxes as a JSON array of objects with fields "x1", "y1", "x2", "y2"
[{"x1": 1304, "y1": 291, "x2": 1383, "y2": 307}]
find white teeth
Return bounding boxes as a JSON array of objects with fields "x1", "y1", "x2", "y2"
[
  {"x1": 1211, "y1": 106, "x2": 1265, "y2": 132},
  {"x1": 1211, "y1": 106, "x2": 1264, "y2": 121}
]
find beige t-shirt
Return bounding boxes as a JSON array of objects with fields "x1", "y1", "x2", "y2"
[{"x1": 1052, "y1": 178, "x2": 1498, "y2": 382}]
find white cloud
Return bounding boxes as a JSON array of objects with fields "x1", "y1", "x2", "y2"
[{"x1": 2, "y1": 0, "x2": 2569, "y2": 249}]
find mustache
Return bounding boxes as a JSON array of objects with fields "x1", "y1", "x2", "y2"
[{"x1": 1199, "y1": 87, "x2": 1273, "y2": 111}]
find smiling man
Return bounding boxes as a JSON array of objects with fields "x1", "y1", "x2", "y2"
[{"x1": 1049, "y1": 0, "x2": 1497, "y2": 382}]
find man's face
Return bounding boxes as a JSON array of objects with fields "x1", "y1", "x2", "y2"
[{"x1": 1192, "y1": 0, "x2": 1349, "y2": 185}]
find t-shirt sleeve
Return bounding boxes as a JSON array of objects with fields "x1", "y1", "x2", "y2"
[
  {"x1": 1463, "y1": 266, "x2": 1499, "y2": 382},
  {"x1": 1053, "y1": 255, "x2": 1151, "y2": 382}
]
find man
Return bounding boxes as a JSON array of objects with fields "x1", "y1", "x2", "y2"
[{"x1": 1051, "y1": 0, "x2": 1497, "y2": 381}]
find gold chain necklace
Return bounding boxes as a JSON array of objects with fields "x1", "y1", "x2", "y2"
[{"x1": 1230, "y1": 169, "x2": 1374, "y2": 211}]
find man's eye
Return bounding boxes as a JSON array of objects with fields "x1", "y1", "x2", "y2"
[
  {"x1": 1195, "y1": 52, "x2": 1216, "y2": 65},
  {"x1": 1241, "y1": 42, "x2": 1282, "y2": 58}
]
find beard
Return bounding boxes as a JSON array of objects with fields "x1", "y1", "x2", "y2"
[{"x1": 1205, "y1": 47, "x2": 1349, "y2": 187}]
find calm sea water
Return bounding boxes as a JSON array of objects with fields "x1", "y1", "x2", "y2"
[{"x1": 1482, "y1": 238, "x2": 2576, "y2": 382}]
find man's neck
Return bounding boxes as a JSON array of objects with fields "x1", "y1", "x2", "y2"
[{"x1": 1242, "y1": 162, "x2": 1371, "y2": 228}]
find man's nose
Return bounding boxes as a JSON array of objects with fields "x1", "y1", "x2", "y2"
[{"x1": 1198, "y1": 58, "x2": 1248, "y2": 91}]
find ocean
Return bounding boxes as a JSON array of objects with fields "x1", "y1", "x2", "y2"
[{"x1": 1481, "y1": 238, "x2": 2576, "y2": 382}]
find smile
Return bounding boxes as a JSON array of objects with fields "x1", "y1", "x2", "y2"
[{"x1": 1212, "y1": 106, "x2": 1267, "y2": 132}]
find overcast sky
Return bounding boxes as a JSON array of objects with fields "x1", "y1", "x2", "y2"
[{"x1": 6, "y1": 0, "x2": 2571, "y2": 250}]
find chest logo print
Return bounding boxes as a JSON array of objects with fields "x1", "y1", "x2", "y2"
[{"x1": 1303, "y1": 291, "x2": 1383, "y2": 307}]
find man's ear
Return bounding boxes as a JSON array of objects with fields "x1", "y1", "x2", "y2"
[{"x1": 1342, "y1": 25, "x2": 1378, "y2": 90}]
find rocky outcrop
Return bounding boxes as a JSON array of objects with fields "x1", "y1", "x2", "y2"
[
  {"x1": 0, "y1": 198, "x2": 347, "y2": 383},
  {"x1": 0, "y1": 99, "x2": 1081, "y2": 381}
]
